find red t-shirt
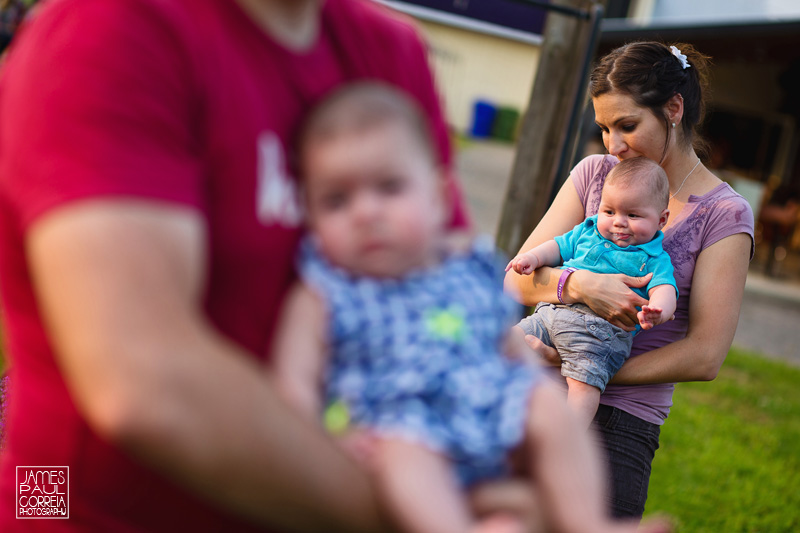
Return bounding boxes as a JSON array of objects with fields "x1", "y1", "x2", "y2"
[{"x1": 0, "y1": 0, "x2": 468, "y2": 529}]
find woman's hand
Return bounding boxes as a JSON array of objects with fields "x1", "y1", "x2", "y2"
[
  {"x1": 523, "y1": 335, "x2": 561, "y2": 367},
  {"x1": 569, "y1": 270, "x2": 652, "y2": 331},
  {"x1": 504, "y1": 327, "x2": 560, "y2": 367}
]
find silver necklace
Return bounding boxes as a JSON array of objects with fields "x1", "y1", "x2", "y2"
[{"x1": 670, "y1": 159, "x2": 701, "y2": 200}]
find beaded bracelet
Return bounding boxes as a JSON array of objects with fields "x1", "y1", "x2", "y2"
[{"x1": 557, "y1": 267, "x2": 578, "y2": 304}]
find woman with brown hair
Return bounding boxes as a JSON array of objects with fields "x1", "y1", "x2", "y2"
[{"x1": 505, "y1": 41, "x2": 754, "y2": 519}]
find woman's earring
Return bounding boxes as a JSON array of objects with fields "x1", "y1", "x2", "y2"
[{"x1": 672, "y1": 122, "x2": 676, "y2": 129}]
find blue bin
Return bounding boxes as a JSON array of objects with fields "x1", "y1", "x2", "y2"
[{"x1": 470, "y1": 100, "x2": 497, "y2": 138}]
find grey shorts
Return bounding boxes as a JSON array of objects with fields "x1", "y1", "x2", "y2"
[{"x1": 517, "y1": 303, "x2": 633, "y2": 392}]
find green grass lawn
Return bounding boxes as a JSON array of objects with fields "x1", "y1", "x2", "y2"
[{"x1": 644, "y1": 347, "x2": 800, "y2": 532}]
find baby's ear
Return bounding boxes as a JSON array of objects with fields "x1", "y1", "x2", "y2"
[{"x1": 659, "y1": 208, "x2": 670, "y2": 229}]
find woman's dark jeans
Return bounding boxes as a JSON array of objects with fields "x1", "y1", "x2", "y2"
[{"x1": 592, "y1": 404, "x2": 661, "y2": 518}]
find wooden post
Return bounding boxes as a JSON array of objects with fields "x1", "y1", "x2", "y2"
[{"x1": 495, "y1": 0, "x2": 606, "y2": 256}]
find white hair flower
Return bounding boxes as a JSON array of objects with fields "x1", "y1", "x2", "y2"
[{"x1": 670, "y1": 46, "x2": 690, "y2": 69}]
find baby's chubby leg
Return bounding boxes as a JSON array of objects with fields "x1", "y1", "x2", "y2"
[
  {"x1": 373, "y1": 437, "x2": 525, "y2": 533},
  {"x1": 565, "y1": 377, "x2": 602, "y2": 429},
  {"x1": 519, "y1": 381, "x2": 671, "y2": 533}
]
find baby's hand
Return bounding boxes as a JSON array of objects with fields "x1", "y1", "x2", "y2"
[
  {"x1": 637, "y1": 305, "x2": 666, "y2": 330},
  {"x1": 505, "y1": 253, "x2": 538, "y2": 275}
]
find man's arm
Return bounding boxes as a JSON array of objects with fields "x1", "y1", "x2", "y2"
[
  {"x1": 27, "y1": 199, "x2": 392, "y2": 532},
  {"x1": 271, "y1": 283, "x2": 328, "y2": 421}
]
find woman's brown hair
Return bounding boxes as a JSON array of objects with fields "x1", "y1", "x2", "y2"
[{"x1": 590, "y1": 41, "x2": 712, "y2": 160}]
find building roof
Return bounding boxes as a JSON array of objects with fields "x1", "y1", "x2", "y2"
[
  {"x1": 599, "y1": 15, "x2": 800, "y2": 63},
  {"x1": 377, "y1": 0, "x2": 547, "y2": 45}
]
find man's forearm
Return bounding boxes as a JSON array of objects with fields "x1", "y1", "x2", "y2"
[
  {"x1": 27, "y1": 201, "x2": 392, "y2": 532},
  {"x1": 98, "y1": 323, "x2": 390, "y2": 533}
]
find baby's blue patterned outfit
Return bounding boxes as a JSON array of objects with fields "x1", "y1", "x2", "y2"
[{"x1": 299, "y1": 237, "x2": 540, "y2": 486}]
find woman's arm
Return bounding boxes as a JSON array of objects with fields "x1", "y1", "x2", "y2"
[
  {"x1": 506, "y1": 240, "x2": 562, "y2": 276},
  {"x1": 503, "y1": 178, "x2": 586, "y2": 303},
  {"x1": 503, "y1": 177, "x2": 650, "y2": 330},
  {"x1": 611, "y1": 232, "x2": 752, "y2": 384}
]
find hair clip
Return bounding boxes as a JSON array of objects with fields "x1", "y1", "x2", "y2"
[{"x1": 670, "y1": 46, "x2": 690, "y2": 69}]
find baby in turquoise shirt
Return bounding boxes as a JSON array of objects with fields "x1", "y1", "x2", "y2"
[{"x1": 507, "y1": 157, "x2": 678, "y2": 427}]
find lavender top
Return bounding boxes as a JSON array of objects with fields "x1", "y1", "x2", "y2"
[{"x1": 571, "y1": 155, "x2": 754, "y2": 424}]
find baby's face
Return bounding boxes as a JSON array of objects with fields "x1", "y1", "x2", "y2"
[
  {"x1": 304, "y1": 121, "x2": 446, "y2": 278},
  {"x1": 596, "y1": 182, "x2": 667, "y2": 247}
]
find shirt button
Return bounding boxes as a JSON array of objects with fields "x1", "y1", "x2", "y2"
[
  {"x1": 589, "y1": 325, "x2": 596, "y2": 330},
  {"x1": 604, "y1": 243, "x2": 611, "y2": 248}
]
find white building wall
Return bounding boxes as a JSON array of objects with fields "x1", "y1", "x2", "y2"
[
  {"x1": 652, "y1": 0, "x2": 800, "y2": 21},
  {"x1": 414, "y1": 20, "x2": 541, "y2": 135}
]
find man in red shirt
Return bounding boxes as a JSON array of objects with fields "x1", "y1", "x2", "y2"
[{"x1": 0, "y1": 0, "x2": 469, "y2": 530}]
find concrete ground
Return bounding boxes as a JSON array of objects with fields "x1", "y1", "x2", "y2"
[{"x1": 455, "y1": 139, "x2": 800, "y2": 366}]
